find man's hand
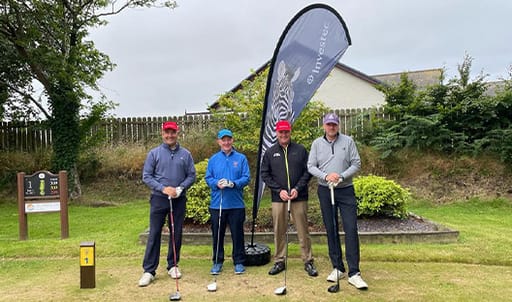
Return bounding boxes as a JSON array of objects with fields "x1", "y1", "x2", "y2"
[
  {"x1": 289, "y1": 188, "x2": 298, "y2": 200},
  {"x1": 279, "y1": 189, "x2": 297, "y2": 201},
  {"x1": 325, "y1": 172, "x2": 341, "y2": 184},
  {"x1": 218, "y1": 179, "x2": 234, "y2": 189},
  {"x1": 163, "y1": 186, "x2": 177, "y2": 198}
]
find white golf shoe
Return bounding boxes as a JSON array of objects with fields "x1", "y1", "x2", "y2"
[
  {"x1": 348, "y1": 273, "x2": 368, "y2": 289},
  {"x1": 168, "y1": 266, "x2": 182, "y2": 279},
  {"x1": 326, "y1": 268, "x2": 345, "y2": 282},
  {"x1": 138, "y1": 272, "x2": 155, "y2": 287}
]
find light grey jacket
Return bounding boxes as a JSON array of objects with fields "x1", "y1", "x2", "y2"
[{"x1": 307, "y1": 133, "x2": 361, "y2": 188}]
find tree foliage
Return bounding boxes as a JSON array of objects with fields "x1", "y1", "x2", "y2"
[
  {"x1": 0, "y1": 0, "x2": 176, "y2": 195},
  {"x1": 371, "y1": 54, "x2": 512, "y2": 163}
]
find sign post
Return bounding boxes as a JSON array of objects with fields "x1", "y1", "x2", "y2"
[
  {"x1": 17, "y1": 170, "x2": 69, "y2": 240},
  {"x1": 80, "y1": 241, "x2": 96, "y2": 288}
]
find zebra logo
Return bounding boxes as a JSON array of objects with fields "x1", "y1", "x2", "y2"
[{"x1": 262, "y1": 60, "x2": 300, "y2": 154}]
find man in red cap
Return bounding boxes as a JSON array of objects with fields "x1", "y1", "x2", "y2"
[
  {"x1": 139, "y1": 121, "x2": 196, "y2": 287},
  {"x1": 261, "y1": 120, "x2": 318, "y2": 277}
]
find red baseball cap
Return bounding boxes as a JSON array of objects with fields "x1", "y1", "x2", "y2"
[
  {"x1": 275, "y1": 120, "x2": 291, "y2": 131},
  {"x1": 162, "y1": 121, "x2": 179, "y2": 131}
]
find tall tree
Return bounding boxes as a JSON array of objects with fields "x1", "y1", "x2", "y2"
[{"x1": 0, "y1": 0, "x2": 176, "y2": 196}]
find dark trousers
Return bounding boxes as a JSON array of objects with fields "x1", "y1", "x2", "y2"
[
  {"x1": 209, "y1": 207, "x2": 246, "y2": 265},
  {"x1": 142, "y1": 194, "x2": 186, "y2": 275},
  {"x1": 318, "y1": 185, "x2": 360, "y2": 277}
]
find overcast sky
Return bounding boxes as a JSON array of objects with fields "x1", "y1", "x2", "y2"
[{"x1": 89, "y1": 0, "x2": 512, "y2": 117}]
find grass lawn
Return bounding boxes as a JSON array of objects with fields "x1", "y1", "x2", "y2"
[{"x1": 0, "y1": 197, "x2": 511, "y2": 301}]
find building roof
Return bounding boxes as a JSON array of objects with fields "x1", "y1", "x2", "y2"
[
  {"x1": 207, "y1": 61, "x2": 380, "y2": 111},
  {"x1": 372, "y1": 68, "x2": 443, "y2": 88}
]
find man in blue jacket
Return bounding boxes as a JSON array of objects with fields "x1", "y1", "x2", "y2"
[
  {"x1": 205, "y1": 129, "x2": 251, "y2": 275},
  {"x1": 138, "y1": 121, "x2": 196, "y2": 287}
]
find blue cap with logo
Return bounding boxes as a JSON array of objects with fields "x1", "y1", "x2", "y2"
[{"x1": 217, "y1": 128, "x2": 233, "y2": 139}]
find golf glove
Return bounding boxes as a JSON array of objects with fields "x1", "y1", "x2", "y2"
[
  {"x1": 218, "y1": 178, "x2": 234, "y2": 188},
  {"x1": 175, "y1": 186, "x2": 183, "y2": 198},
  {"x1": 327, "y1": 181, "x2": 340, "y2": 188},
  {"x1": 218, "y1": 178, "x2": 228, "y2": 188}
]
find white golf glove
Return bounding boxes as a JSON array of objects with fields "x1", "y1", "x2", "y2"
[
  {"x1": 218, "y1": 178, "x2": 228, "y2": 188},
  {"x1": 218, "y1": 178, "x2": 234, "y2": 188},
  {"x1": 175, "y1": 186, "x2": 183, "y2": 198},
  {"x1": 328, "y1": 180, "x2": 340, "y2": 188}
]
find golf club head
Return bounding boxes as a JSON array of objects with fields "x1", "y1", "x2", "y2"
[
  {"x1": 327, "y1": 284, "x2": 340, "y2": 293},
  {"x1": 207, "y1": 282, "x2": 217, "y2": 292},
  {"x1": 274, "y1": 286, "x2": 287, "y2": 295},
  {"x1": 169, "y1": 291, "x2": 181, "y2": 301}
]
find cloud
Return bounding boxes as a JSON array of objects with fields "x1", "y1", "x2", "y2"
[{"x1": 89, "y1": 0, "x2": 512, "y2": 117}]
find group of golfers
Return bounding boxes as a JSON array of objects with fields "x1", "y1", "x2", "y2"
[{"x1": 138, "y1": 112, "x2": 368, "y2": 293}]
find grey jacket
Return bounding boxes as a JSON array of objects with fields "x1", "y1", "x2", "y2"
[{"x1": 307, "y1": 133, "x2": 361, "y2": 188}]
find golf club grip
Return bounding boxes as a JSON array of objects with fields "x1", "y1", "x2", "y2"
[{"x1": 330, "y1": 186, "x2": 335, "y2": 205}]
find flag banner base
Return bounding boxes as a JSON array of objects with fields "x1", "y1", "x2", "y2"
[{"x1": 244, "y1": 242, "x2": 271, "y2": 266}]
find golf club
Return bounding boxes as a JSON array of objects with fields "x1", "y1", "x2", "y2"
[
  {"x1": 327, "y1": 182, "x2": 341, "y2": 294},
  {"x1": 273, "y1": 197, "x2": 290, "y2": 295},
  {"x1": 207, "y1": 189, "x2": 223, "y2": 292},
  {"x1": 168, "y1": 197, "x2": 181, "y2": 301},
  {"x1": 275, "y1": 147, "x2": 291, "y2": 296}
]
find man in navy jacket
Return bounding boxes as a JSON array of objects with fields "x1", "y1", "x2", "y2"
[
  {"x1": 261, "y1": 120, "x2": 317, "y2": 277},
  {"x1": 139, "y1": 121, "x2": 196, "y2": 287}
]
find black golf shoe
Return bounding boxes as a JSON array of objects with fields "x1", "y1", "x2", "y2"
[
  {"x1": 268, "y1": 262, "x2": 285, "y2": 275},
  {"x1": 304, "y1": 261, "x2": 318, "y2": 277}
]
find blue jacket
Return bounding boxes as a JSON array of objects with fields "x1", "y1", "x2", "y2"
[
  {"x1": 205, "y1": 149, "x2": 250, "y2": 209},
  {"x1": 142, "y1": 143, "x2": 196, "y2": 197}
]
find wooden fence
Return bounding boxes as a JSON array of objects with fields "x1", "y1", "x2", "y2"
[{"x1": 0, "y1": 108, "x2": 388, "y2": 152}]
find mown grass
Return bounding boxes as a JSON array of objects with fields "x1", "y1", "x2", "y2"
[{"x1": 0, "y1": 195, "x2": 511, "y2": 301}]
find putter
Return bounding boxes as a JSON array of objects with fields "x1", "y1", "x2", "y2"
[
  {"x1": 168, "y1": 197, "x2": 182, "y2": 301},
  {"x1": 275, "y1": 149, "x2": 292, "y2": 296},
  {"x1": 327, "y1": 183, "x2": 341, "y2": 294},
  {"x1": 207, "y1": 189, "x2": 223, "y2": 292}
]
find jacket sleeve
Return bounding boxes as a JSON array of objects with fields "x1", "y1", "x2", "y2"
[
  {"x1": 307, "y1": 140, "x2": 328, "y2": 180},
  {"x1": 142, "y1": 150, "x2": 164, "y2": 193},
  {"x1": 294, "y1": 147, "x2": 312, "y2": 191},
  {"x1": 260, "y1": 149, "x2": 283, "y2": 192},
  {"x1": 232, "y1": 155, "x2": 251, "y2": 188},
  {"x1": 179, "y1": 152, "x2": 196, "y2": 190},
  {"x1": 205, "y1": 157, "x2": 220, "y2": 191},
  {"x1": 341, "y1": 138, "x2": 361, "y2": 180}
]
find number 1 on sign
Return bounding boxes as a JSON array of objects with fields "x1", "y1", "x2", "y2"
[{"x1": 80, "y1": 247, "x2": 94, "y2": 266}]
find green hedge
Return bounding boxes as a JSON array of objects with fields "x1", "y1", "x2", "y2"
[
  {"x1": 185, "y1": 159, "x2": 211, "y2": 224},
  {"x1": 354, "y1": 175, "x2": 410, "y2": 218}
]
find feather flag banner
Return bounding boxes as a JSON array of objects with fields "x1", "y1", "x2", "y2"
[{"x1": 249, "y1": 4, "x2": 352, "y2": 244}]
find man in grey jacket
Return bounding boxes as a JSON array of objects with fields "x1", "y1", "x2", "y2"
[{"x1": 307, "y1": 112, "x2": 368, "y2": 290}]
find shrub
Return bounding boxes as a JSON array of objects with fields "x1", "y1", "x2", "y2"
[
  {"x1": 354, "y1": 175, "x2": 410, "y2": 218},
  {"x1": 185, "y1": 159, "x2": 210, "y2": 224}
]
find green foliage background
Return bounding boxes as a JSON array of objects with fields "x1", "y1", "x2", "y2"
[
  {"x1": 354, "y1": 175, "x2": 410, "y2": 218},
  {"x1": 371, "y1": 55, "x2": 512, "y2": 163}
]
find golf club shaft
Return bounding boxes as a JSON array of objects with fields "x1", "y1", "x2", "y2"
[
  {"x1": 283, "y1": 147, "x2": 291, "y2": 290},
  {"x1": 284, "y1": 198, "x2": 291, "y2": 288},
  {"x1": 169, "y1": 197, "x2": 180, "y2": 293},
  {"x1": 329, "y1": 185, "x2": 341, "y2": 289},
  {"x1": 213, "y1": 190, "x2": 223, "y2": 283}
]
